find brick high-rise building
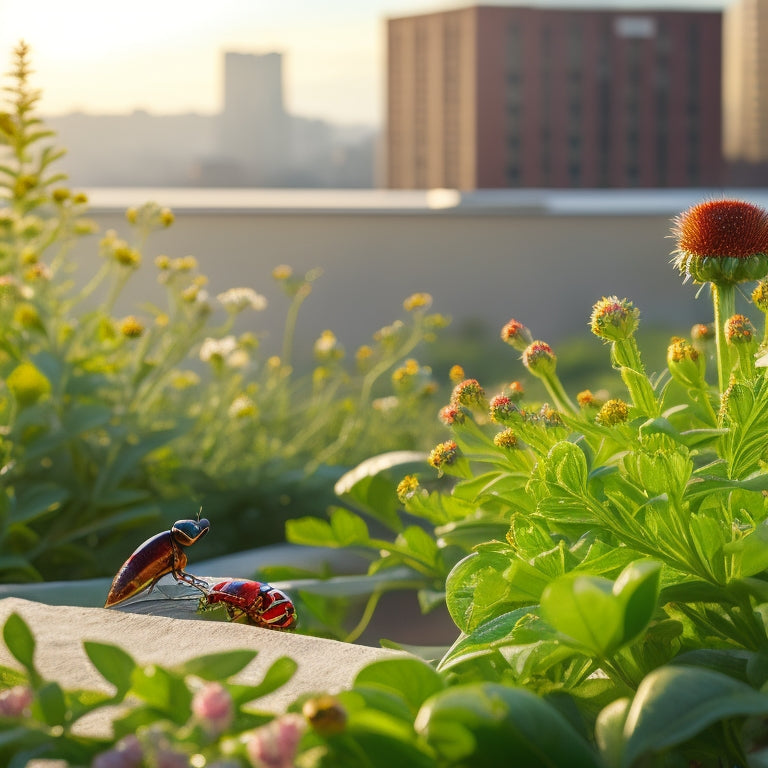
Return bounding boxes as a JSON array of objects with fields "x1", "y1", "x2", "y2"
[{"x1": 386, "y1": 5, "x2": 722, "y2": 189}]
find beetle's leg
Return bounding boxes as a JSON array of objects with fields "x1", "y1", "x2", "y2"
[{"x1": 175, "y1": 568, "x2": 210, "y2": 595}]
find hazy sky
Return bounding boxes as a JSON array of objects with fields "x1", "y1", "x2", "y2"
[{"x1": 0, "y1": 0, "x2": 728, "y2": 126}]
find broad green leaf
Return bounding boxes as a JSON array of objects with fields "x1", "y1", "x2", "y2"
[
  {"x1": 595, "y1": 697, "x2": 630, "y2": 768},
  {"x1": 286, "y1": 516, "x2": 338, "y2": 548},
  {"x1": 33, "y1": 681, "x2": 66, "y2": 727},
  {"x1": 130, "y1": 664, "x2": 191, "y2": 723},
  {"x1": 11, "y1": 484, "x2": 70, "y2": 526},
  {"x1": 61, "y1": 403, "x2": 112, "y2": 434},
  {"x1": 688, "y1": 513, "x2": 726, "y2": 582},
  {"x1": 84, "y1": 641, "x2": 135, "y2": 697},
  {"x1": 541, "y1": 573, "x2": 622, "y2": 656},
  {"x1": 229, "y1": 656, "x2": 297, "y2": 706},
  {"x1": 2, "y1": 613, "x2": 38, "y2": 682},
  {"x1": 614, "y1": 560, "x2": 661, "y2": 644},
  {"x1": 355, "y1": 658, "x2": 444, "y2": 714},
  {"x1": 416, "y1": 683, "x2": 599, "y2": 768},
  {"x1": 175, "y1": 649, "x2": 258, "y2": 681},
  {"x1": 330, "y1": 507, "x2": 370, "y2": 546},
  {"x1": 725, "y1": 521, "x2": 768, "y2": 578},
  {"x1": 622, "y1": 666, "x2": 768, "y2": 768},
  {"x1": 398, "y1": 526, "x2": 439, "y2": 567},
  {"x1": 547, "y1": 441, "x2": 588, "y2": 492}
]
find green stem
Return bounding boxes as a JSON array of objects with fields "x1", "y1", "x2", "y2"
[
  {"x1": 540, "y1": 370, "x2": 577, "y2": 414},
  {"x1": 712, "y1": 282, "x2": 736, "y2": 394},
  {"x1": 612, "y1": 337, "x2": 659, "y2": 416}
]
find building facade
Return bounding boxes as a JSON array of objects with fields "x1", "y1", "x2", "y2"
[{"x1": 386, "y1": 5, "x2": 723, "y2": 189}]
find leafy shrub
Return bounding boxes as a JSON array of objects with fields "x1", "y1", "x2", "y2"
[{"x1": 0, "y1": 43, "x2": 447, "y2": 582}]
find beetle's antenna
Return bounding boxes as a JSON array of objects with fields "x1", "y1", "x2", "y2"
[{"x1": 197, "y1": 506, "x2": 203, "y2": 523}]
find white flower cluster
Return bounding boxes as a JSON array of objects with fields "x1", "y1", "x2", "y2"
[
  {"x1": 217, "y1": 287, "x2": 267, "y2": 313},
  {"x1": 199, "y1": 336, "x2": 250, "y2": 369}
]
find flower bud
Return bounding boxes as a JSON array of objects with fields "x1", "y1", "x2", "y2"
[
  {"x1": 590, "y1": 296, "x2": 639, "y2": 342},
  {"x1": 595, "y1": 398, "x2": 630, "y2": 426},
  {"x1": 500, "y1": 318, "x2": 533, "y2": 351},
  {"x1": 191, "y1": 682, "x2": 233, "y2": 736},
  {"x1": 724, "y1": 314, "x2": 756, "y2": 345},
  {"x1": 91, "y1": 735, "x2": 143, "y2": 768},
  {"x1": 403, "y1": 292, "x2": 432, "y2": 312},
  {"x1": 667, "y1": 336, "x2": 705, "y2": 388},
  {"x1": 753, "y1": 280, "x2": 768, "y2": 313},
  {"x1": 507, "y1": 381, "x2": 525, "y2": 402},
  {"x1": 302, "y1": 694, "x2": 347, "y2": 736},
  {"x1": 7, "y1": 362, "x2": 51, "y2": 407},
  {"x1": 576, "y1": 389, "x2": 606, "y2": 410},
  {"x1": 428, "y1": 440, "x2": 459, "y2": 473},
  {"x1": 493, "y1": 428, "x2": 519, "y2": 449},
  {"x1": 0, "y1": 685, "x2": 33, "y2": 718},
  {"x1": 448, "y1": 364, "x2": 465, "y2": 383},
  {"x1": 450, "y1": 378, "x2": 486, "y2": 409},
  {"x1": 120, "y1": 316, "x2": 145, "y2": 338},
  {"x1": 246, "y1": 714, "x2": 306, "y2": 768},
  {"x1": 489, "y1": 394, "x2": 519, "y2": 424},
  {"x1": 522, "y1": 341, "x2": 557, "y2": 377},
  {"x1": 673, "y1": 199, "x2": 768, "y2": 284},
  {"x1": 396, "y1": 474, "x2": 421, "y2": 503},
  {"x1": 438, "y1": 402, "x2": 465, "y2": 426}
]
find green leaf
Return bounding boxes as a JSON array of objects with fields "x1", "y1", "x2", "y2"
[
  {"x1": 286, "y1": 516, "x2": 338, "y2": 548},
  {"x1": 725, "y1": 521, "x2": 768, "y2": 578},
  {"x1": 175, "y1": 649, "x2": 258, "y2": 681},
  {"x1": 354, "y1": 658, "x2": 444, "y2": 714},
  {"x1": 541, "y1": 573, "x2": 622, "y2": 656},
  {"x1": 595, "y1": 697, "x2": 631, "y2": 768},
  {"x1": 416, "y1": 683, "x2": 599, "y2": 768},
  {"x1": 84, "y1": 641, "x2": 135, "y2": 697},
  {"x1": 398, "y1": 526, "x2": 439, "y2": 568},
  {"x1": 2, "y1": 613, "x2": 38, "y2": 683},
  {"x1": 130, "y1": 664, "x2": 191, "y2": 723},
  {"x1": 622, "y1": 666, "x2": 768, "y2": 768},
  {"x1": 229, "y1": 656, "x2": 297, "y2": 706},
  {"x1": 33, "y1": 681, "x2": 66, "y2": 727},
  {"x1": 330, "y1": 507, "x2": 371, "y2": 546},
  {"x1": 614, "y1": 560, "x2": 661, "y2": 645},
  {"x1": 11, "y1": 484, "x2": 70, "y2": 526}
]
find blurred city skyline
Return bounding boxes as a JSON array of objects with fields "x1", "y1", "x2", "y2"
[{"x1": 1, "y1": 0, "x2": 727, "y2": 127}]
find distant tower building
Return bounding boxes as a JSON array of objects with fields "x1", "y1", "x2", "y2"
[
  {"x1": 386, "y1": 6, "x2": 722, "y2": 189},
  {"x1": 219, "y1": 51, "x2": 289, "y2": 185},
  {"x1": 723, "y1": 0, "x2": 768, "y2": 183}
]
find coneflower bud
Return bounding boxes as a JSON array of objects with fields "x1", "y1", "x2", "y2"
[
  {"x1": 590, "y1": 297, "x2": 639, "y2": 342},
  {"x1": 489, "y1": 394, "x2": 519, "y2": 424},
  {"x1": 451, "y1": 378, "x2": 486, "y2": 409},
  {"x1": 7, "y1": 362, "x2": 51, "y2": 407},
  {"x1": 493, "y1": 428, "x2": 519, "y2": 449},
  {"x1": 522, "y1": 341, "x2": 557, "y2": 377},
  {"x1": 438, "y1": 403, "x2": 465, "y2": 426},
  {"x1": 500, "y1": 318, "x2": 533, "y2": 352},
  {"x1": 576, "y1": 389, "x2": 606, "y2": 410},
  {"x1": 595, "y1": 398, "x2": 630, "y2": 426},
  {"x1": 396, "y1": 474, "x2": 421, "y2": 503},
  {"x1": 448, "y1": 364, "x2": 465, "y2": 383},
  {"x1": 691, "y1": 323, "x2": 715, "y2": 344},
  {"x1": 507, "y1": 381, "x2": 525, "y2": 402},
  {"x1": 667, "y1": 336, "x2": 705, "y2": 389},
  {"x1": 753, "y1": 281, "x2": 768, "y2": 313},
  {"x1": 428, "y1": 440, "x2": 459, "y2": 474},
  {"x1": 724, "y1": 314, "x2": 756, "y2": 345},
  {"x1": 120, "y1": 316, "x2": 145, "y2": 338},
  {"x1": 672, "y1": 199, "x2": 768, "y2": 285}
]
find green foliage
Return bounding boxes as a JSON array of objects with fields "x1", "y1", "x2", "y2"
[{"x1": 0, "y1": 43, "x2": 448, "y2": 581}]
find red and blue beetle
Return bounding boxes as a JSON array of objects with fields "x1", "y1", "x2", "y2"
[
  {"x1": 105, "y1": 517, "x2": 297, "y2": 631},
  {"x1": 200, "y1": 579, "x2": 297, "y2": 630},
  {"x1": 105, "y1": 516, "x2": 211, "y2": 608}
]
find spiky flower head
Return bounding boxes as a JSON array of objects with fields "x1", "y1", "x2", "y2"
[
  {"x1": 428, "y1": 440, "x2": 459, "y2": 472},
  {"x1": 448, "y1": 364, "x2": 465, "y2": 383},
  {"x1": 120, "y1": 316, "x2": 145, "y2": 338},
  {"x1": 403, "y1": 292, "x2": 433, "y2": 312},
  {"x1": 753, "y1": 280, "x2": 768, "y2": 313},
  {"x1": 396, "y1": 474, "x2": 421, "y2": 503},
  {"x1": 507, "y1": 380, "x2": 525, "y2": 402},
  {"x1": 451, "y1": 378, "x2": 487, "y2": 409},
  {"x1": 493, "y1": 428, "x2": 519, "y2": 449},
  {"x1": 6, "y1": 362, "x2": 51, "y2": 407},
  {"x1": 522, "y1": 341, "x2": 557, "y2": 377},
  {"x1": 590, "y1": 296, "x2": 639, "y2": 342},
  {"x1": 217, "y1": 287, "x2": 267, "y2": 313},
  {"x1": 595, "y1": 398, "x2": 630, "y2": 426},
  {"x1": 691, "y1": 323, "x2": 715, "y2": 343},
  {"x1": 724, "y1": 314, "x2": 756, "y2": 345},
  {"x1": 438, "y1": 402, "x2": 465, "y2": 426},
  {"x1": 489, "y1": 394, "x2": 519, "y2": 424},
  {"x1": 667, "y1": 336, "x2": 705, "y2": 388},
  {"x1": 577, "y1": 389, "x2": 606, "y2": 409},
  {"x1": 672, "y1": 199, "x2": 768, "y2": 284},
  {"x1": 314, "y1": 330, "x2": 344, "y2": 363},
  {"x1": 500, "y1": 318, "x2": 533, "y2": 352}
]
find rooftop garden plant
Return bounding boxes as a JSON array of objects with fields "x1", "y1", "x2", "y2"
[{"x1": 0, "y1": 42, "x2": 447, "y2": 581}]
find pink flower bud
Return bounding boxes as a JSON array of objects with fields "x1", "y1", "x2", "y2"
[
  {"x1": 500, "y1": 318, "x2": 533, "y2": 351},
  {"x1": 191, "y1": 682, "x2": 233, "y2": 736},
  {"x1": 246, "y1": 714, "x2": 306, "y2": 768},
  {"x1": 156, "y1": 748, "x2": 190, "y2": 768},
  {"x1": 0, "y1": 685, "x2": 33, "y2": 718}
]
